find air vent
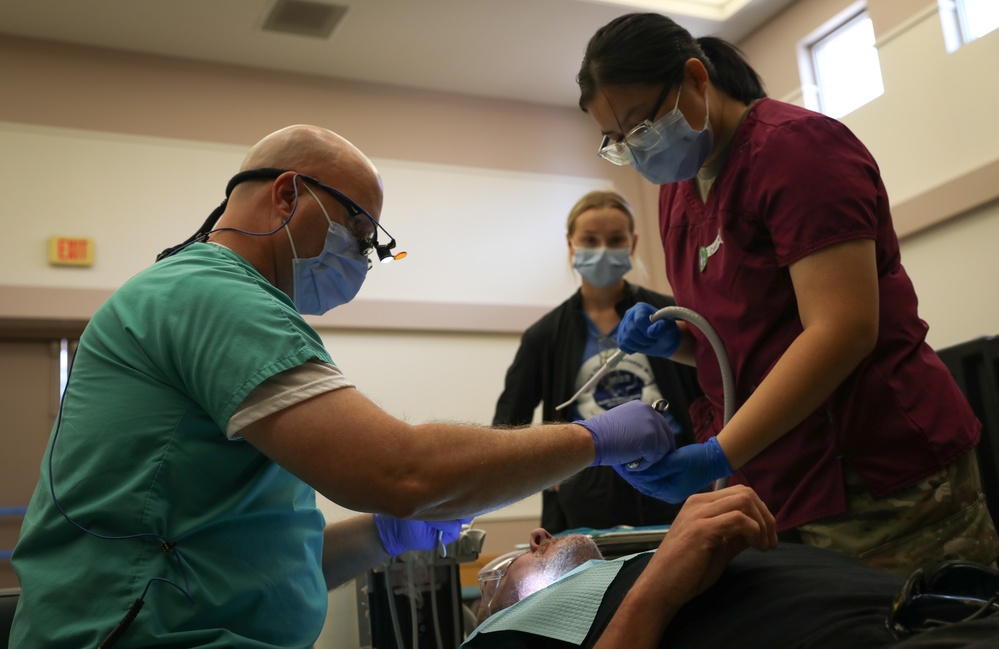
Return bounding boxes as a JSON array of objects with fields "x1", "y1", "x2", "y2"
[{"x1": 262, "y1": 0, "x2": 348, "y2": 39}]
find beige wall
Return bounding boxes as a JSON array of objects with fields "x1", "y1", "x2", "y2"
[
  {"x1": 0, "y1": 30, "x2": 672, "y2": 317},
  {"x1": 740, "y1": 0, "x2": 999, "y2": 348}
]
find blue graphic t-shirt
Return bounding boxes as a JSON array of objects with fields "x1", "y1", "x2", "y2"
[{"x1": 573, "y1": 316, "x2": 664, "y2": 419}]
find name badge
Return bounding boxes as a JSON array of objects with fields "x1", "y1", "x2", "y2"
[{"x1": 698, "y1": 230, "x2": 723, "y2": 272}]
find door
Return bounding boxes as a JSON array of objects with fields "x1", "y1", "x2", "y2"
[{"x1": 0, "y1": 339, "x2": 71, "y2": 589}]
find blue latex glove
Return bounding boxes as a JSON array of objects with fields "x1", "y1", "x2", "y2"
[
  {"x1": 613, "y1": 436, "x2": 733, "y2": 503},
  {"x1": 373, "y1": 515, "x2": 472, "y2": 557},
  {"x1": 575, "y1": 400, "x2": 676, "y2": 470},
  {"x1": 617, "y1": 302, "x2": 681, "y2": 358}
]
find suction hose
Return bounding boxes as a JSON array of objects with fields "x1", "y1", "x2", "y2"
[{"x1": 650, "y1": 306, "x2": 734, "y2": 490}]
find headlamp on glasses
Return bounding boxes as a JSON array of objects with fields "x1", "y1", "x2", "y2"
[{"x1": 289, "y1": 171, "x2": 407, "y2": 265}]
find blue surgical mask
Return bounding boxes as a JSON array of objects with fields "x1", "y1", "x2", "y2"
[
  {"x1": 631, "y1": 89, "x2": 713, "y2": 185},
  {"x1": 572, "y1": 246, "x2": 632, "y2": 288},
  {"x1": 288, "y1": 186, "x2": 369, "y2": 315}
]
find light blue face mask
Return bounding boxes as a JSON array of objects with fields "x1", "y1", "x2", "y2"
[
  {"x1": 631, "y1": 89, "x2": 713, "y2": 185},
  {"x1": 572, "y1": 246, "x2": 632, "y2": 288},
  {"x1": 287, "y1": 185, "x2": 369, "y2": 315}
]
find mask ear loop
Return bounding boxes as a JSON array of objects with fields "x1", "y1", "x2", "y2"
[
  {"x1": 301, "y1": 183, "x2": 330, "y2": 225},
  {"x1": 284, "y1": 225, "x2": 299, "y2": 261},
  {"x1": 700, "y1": 90, "x2": 711, "y2": 134},
  {"x1": 284, "y1": 176, "x2": 314, "y2": 262}
]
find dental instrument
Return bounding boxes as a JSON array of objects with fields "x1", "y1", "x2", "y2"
[
  {"x1": 555, "y1": 348, "x2": 627, "y2": 412},
  {"x1": 557, "y1": 306, "x2": 734, "y2": 490}
]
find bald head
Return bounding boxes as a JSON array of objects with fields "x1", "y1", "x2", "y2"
[
  {"x1": 198, "y1": 125, "x2": 385, "y2": 294},
  {"x1": 241, "y1": 125, "x2": 378, "y2": 183}
]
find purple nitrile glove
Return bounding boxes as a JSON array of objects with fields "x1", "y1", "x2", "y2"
[
  {"x1": 613, "y1": 436, "x2": 733, "y2": 504},
  {"x1": 617, "y1": 302, "x2": 681, "y2": 358},
  {"x1": 373, "y1": 515, "x2": 472, "y2": 557},
  {"x1": 574, "y1": 400, "x2": 676, "y2": 470}
]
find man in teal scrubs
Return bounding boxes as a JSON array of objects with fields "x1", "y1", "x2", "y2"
[{"x1": 10, "y1": 125, "x2": 677, "y2": 647}]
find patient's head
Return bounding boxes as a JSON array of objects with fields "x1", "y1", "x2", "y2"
[{"x1": 476, "y1": 528, "x2": 604, "y2": 624}]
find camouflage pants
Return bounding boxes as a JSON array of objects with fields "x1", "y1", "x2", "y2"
[{"x1": 796, "y1": 451, "x2": 999, "y2": 578}]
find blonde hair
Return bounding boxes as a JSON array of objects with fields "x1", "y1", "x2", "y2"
[{"x1": 566, "y1": 190, "x2": 635, "y2": 236}]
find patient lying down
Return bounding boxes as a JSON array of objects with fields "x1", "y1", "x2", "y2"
[{"x1": 464, "y1": 487, "x2": 999, "y2": 649}]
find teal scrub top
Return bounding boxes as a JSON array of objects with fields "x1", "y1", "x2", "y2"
[{"x1": 12, "y1": 244, "x2": 335, "y2": 648}]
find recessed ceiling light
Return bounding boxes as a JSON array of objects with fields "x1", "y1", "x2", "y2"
[{"x1": 578, "y1": 0, "x2": 752, "y2": 21}]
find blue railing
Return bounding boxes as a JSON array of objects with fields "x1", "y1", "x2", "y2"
[{"x1": 1, "y1": 506, "x2": 27, "y2": 560}]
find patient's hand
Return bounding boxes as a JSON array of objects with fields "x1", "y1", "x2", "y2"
[
  {"x1": 651, "y1": 486, "x2": 777, "y2": 605},
  {"x1": 594, "y1": 486, "x2": 777, "y2": 649}
]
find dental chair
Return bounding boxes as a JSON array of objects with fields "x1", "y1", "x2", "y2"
[
  {"x1": 937, "y1": 335, "x2": 999, "y2": 528},
  {"x1": 587, "y1": 526, "x2": 669, "y2": 559}
]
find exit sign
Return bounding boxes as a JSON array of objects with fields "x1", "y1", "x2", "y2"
[{"x1": 48, "y1": 236, "x2": 95, "y2": 266}]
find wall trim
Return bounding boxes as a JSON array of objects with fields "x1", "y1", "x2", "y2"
[
  {"x1": 874, "y1": 2, "x2": 940, "y2": 50},
  {"x1": 894, "y1": 157, "x2": 999, "y2": 239},
  {"x1": 0, "y1": 286, "x2": 550, "y2": 335}
]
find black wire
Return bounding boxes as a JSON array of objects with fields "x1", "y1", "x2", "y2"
[
  {"x1": 156, "y1": 168, "x2": 293, "y2": 261},
  {"x1": 47, "y1": 345, "x2": 193, "y2": 645}
]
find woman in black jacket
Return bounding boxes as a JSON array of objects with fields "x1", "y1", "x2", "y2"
[{"x1": 493, "y1": 190, "x2": 702, "y2": 532}]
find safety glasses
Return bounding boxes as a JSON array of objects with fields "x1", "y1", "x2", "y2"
[
  {"x1": 157, "y1": 167, "x2": 407, "y2": 264},
  {"x1": 597, "y1": 81, "x2": 676, "y2": 166},
  {"x1": 886, "y1": 560, "x2": 999, "y2": 638},
  {"x1": 477, "y1": 549, "x2": 528, "y2": 615}
]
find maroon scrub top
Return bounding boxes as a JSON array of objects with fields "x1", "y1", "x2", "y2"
[{"x1": 659, "y1": 98, "x2": 979, "y2": 531}]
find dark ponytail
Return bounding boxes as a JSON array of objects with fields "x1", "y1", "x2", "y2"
[
  {"x1": 577, "y1": 13, "x2": 766, "y2": 111},
  {"x1": 696, "y1": 36, "x2": 766, "y2": 104}
]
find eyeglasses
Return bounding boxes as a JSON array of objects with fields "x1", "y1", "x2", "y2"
[
  {"x1": 296, "y1": 174, "x2": 407, "y2": 265},
  {"x1": 158, "y1": 167, "x2": 407, "y2": 264},
  {"x1": 477, "y1": 549, "x2": 528, "y2": 615},
  {"x1": 301, "y1": 177, "x2": 377, "y2": 241},
  {"x1": 597, "y1": 81, "x2": 676, "y2": 166},
  {"x1": 886, "y1": 560, "x2": 999, "y2": 638}
]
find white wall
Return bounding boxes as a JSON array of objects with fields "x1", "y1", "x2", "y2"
[
  {"x1": 0, "y1": 122, "x2": 605, "y2": 310},
  {"x1": 311, "y1": 328, "x2": 534, "y2": 649}
]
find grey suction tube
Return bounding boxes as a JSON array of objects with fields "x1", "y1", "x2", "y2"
[{"x1": 650, "y1": 306, "x2": 734, "y2": 490}]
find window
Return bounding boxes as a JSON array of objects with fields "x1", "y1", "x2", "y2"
[
  {"x1": 58, "y1": 338, "x2": 78, "y2": 397},
  {"x1": 803, "y1": 11, "x2": 885, "y2": 119},
  {"x1": 940, "y1": 0, "x2": 999, "y2": 52}
]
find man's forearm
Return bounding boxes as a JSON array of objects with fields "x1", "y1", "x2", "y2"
[
  {"x1": 244, "y1": 386, "x2": 597, "y2": 521},
  {"x1": 594, "y1": 572, "x2": 681, "y2": 649},
  {"x1": 395, "y1": 420, "x2": 596, "y2": 519},
  {"x1": 321, "y1": 515, "x2": 388, "y2": 590}
]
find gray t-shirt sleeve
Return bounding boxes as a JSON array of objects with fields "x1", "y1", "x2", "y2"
[{"x1": 226, "y1": 359, "x2": 354, "y2": 439}]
